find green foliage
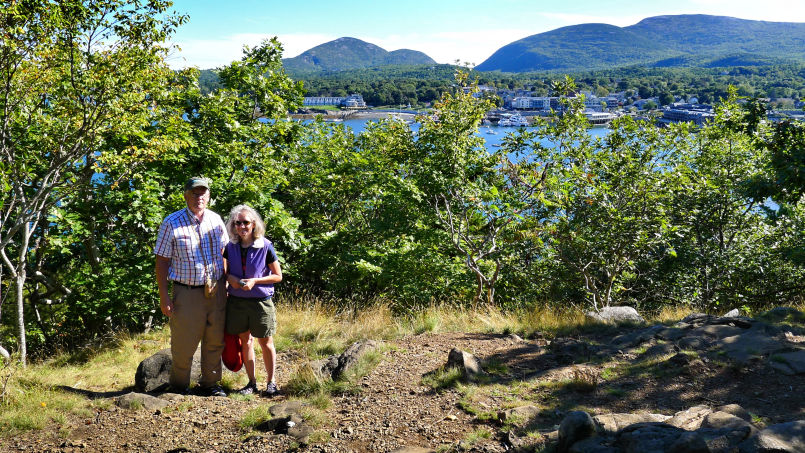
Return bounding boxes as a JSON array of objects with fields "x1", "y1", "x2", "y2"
[{"x1": 3, "y1": 3, "x2": 805, "y2": 358}]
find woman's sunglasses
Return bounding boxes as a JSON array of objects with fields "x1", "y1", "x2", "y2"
[{"x1": 234, "y1": 220, "x2": 252, "y2": 226}]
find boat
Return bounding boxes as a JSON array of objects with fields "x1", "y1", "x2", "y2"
[
  {"x1": 498, "y1": 113, "x2": 529, "y2": 127},
  {"x1": 485, "y1": 127, "x2": 497, "y2": 135}
]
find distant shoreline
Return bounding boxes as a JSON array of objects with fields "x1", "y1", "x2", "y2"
[{"x1": 291, "y1": 110, "x2": 418, "y2": 121}]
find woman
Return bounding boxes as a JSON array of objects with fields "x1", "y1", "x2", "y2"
[{"x1": 224, "y1": 204, "x2": 282, "y2": 396}]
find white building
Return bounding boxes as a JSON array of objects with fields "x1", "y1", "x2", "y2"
[
  {"x1": 512, "y1": 96, "x2": 551, "y2": 110},
  {"x1": 303, "y1": 93, "x2": 366, "y2": 109}
]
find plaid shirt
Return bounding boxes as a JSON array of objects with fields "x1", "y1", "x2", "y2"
[{"x1": 154, "y1": 207, "x2": 229, "y2": 286}]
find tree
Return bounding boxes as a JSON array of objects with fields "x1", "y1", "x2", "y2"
[
  {"x1": 666, "y1": 89, "x2": 781, "y2": 310},
  {"x1": 410, "y1": 71, "x2": 549, "y2": 305},
  {"x1": 659, "y1": 92, "x2": 675, "y2": 106},
  {"x1": 533, "y1": 78, "x2": 686, "y2": 310},
  {"x1": 0, "y1": 0, "x2": 185, "y2": 363}
]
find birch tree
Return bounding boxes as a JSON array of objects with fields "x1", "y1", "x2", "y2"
[{"x1": 0, "y1": 0, "x2": 184, "y2": 363}]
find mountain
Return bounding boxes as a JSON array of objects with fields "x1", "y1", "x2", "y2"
[
  {"x1": 282, "y1": 37, "x2": 435, "y2": 74},
  {"x1": 475, "y1": 15, "x2": 805, "y2": 72}
]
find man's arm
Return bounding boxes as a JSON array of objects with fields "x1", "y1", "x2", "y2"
[{"x1": 155, "y1": 256, "x2": 173, "y2": 317}]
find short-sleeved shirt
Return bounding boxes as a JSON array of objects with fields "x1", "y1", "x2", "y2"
[{"x1": 154, "y1": 207, "x2": 229, "y2": 286}]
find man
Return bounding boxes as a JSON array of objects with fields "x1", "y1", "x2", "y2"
[{"x1": 154, "y1": 177, "x2": 229, "y2": 396}]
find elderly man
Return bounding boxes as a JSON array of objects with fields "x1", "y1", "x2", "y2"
[{"x1": 154, "y1": 177, "x2": 229, "y2": 396}]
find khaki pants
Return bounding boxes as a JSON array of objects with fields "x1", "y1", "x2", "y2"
[{"x1": 169, "y1": 279, "x2": 226, "y2": 388}]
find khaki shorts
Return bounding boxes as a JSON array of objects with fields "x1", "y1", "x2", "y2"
[{"x1": 226, "y1": 296, "x2": 276, "y2": 338}]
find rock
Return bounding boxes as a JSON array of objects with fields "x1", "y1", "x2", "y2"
[
  {"x1": 724, "y1": 308, "x2": 742, "y2": 317},
  {"x1": 559, "y1": 411, "x2": 596, "y2": 453},
  {"x1": 611, "y1": 325, "x2": 664, "y2": 349},
  {"x1": 585, "y1": 306, "x2": 645, "y2": 325},
  {"x1": 739, "y1": 420, "x2": 805, "y2": 453},
  {"x1": 269, "y1": 400, "x2": 306, "y2": 418},
  {"x1": 770, "y1": 360, "x2": 797, "y2": 375},
  {"x1": 498, "y1": 405, "x2": 540, "y2": 426},
  {"x1": 288, "y1": 423, "x2": 315, "y2": 444},
  {"x1": 666, "y1": 406, "x2": 713, "y2": 430},
  {"x1": 666, "y1": 430, "x2": 710, "y2": 453},
  {"x1": 311, "y1": 340, "x2": 379, "y2": 381},
  {"x1": 769, "y1": 350, "x2": 805, "y2": 375},
  {"x1": 446, "y1": 348, "x2": 484, "y2": 380},
  {"x1": 717, "y1": 330, "x2": 783, "y2": 364},
  {"x1": 615, "y1": 422, "x2": 686, "y2": 453},
  {"x1": 115, "y1": 392, "x2": 170, "y2": 411},
  {"x1": 593, "y1": 413, "x2": 671, "y2": 434},
  {"x1": 702, "y1": 411, "x2": 758, "y2": 436},
  {"x1": 391, "y1": 448, "x2": 435, "y2": 453},
  {"x1": 716, "y1": 404, "x2": 753, "y2": 423},
  {"x1": 681, "y1": 313, "x2": 712, "y2": 326},
  {"x1": 569, "y1": 436, "x2": 619, "y2": 453},
  {"x1": 656, "y1": 326, "x2": 689, "y2": 342},
  {"x1": 134, "y1": 347, "x2": 201, "y2": 393}
]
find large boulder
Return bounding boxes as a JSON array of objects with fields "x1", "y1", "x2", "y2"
[
  {"x1": 559, "y1": 411, "x2": 597, "y2": 452},
  {"x1": 311, "y1": 340, "x2": 379, "y2": 381},
  {"x1": 134, "y1": 347, "x2": 201, "y2": 393},
  {"x1": 739, "y1": 420, "x2": 805, "y2": 453},
  {"x1": 446, "y1": 348, "x2": 485, "y2": 380},
  {"x1": 585, "y1": 307, "x2": 645, "y2": 325},
  {"x1": 594, "y1": 413, "x2": 671, "y2": 434}
]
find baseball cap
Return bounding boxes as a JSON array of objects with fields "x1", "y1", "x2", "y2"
[{"x1": 184, "y1": 177, "x2": 210, "y2": 191}]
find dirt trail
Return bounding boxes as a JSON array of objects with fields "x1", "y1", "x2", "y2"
[{"x1": 3, "y1": 330, "x2": 802, "y2": 452}]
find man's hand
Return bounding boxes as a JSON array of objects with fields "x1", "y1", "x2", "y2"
[
  {"x1": 241, "y1": 278, "x2": 256, "y2": 290},
  {"x1": 160, "y1": 293, "x2": 174, "y2": 317}
]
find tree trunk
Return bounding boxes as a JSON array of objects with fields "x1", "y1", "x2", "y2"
[{"x1": 15, "y1": 222, "x2": 30, "y2": 366}]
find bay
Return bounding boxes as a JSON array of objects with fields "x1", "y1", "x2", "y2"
[{"x1": 325, "y1": 117, "x2": 611, "y2": 152}]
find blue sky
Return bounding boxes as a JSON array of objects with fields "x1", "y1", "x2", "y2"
[{"x1": 166, "y1": 0, "x2": 805, "y2": 69}]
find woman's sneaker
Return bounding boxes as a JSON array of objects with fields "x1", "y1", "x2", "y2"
[
  {"x1": 263, "y1": 382, "x2": 279, "y2": 397},
  {"x1": 236, "y1": 381, "x2": 258, "y2": 396}
]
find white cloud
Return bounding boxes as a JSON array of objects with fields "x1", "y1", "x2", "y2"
[
  {"x1": 167, "y1": 33, "x2": 338, "y2": 69},
  {"x1": 363, "y1": 29, "x2": 536, "y2": 66}
]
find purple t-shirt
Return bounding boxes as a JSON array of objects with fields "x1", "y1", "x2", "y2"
[{"x1": 224, "y1": 237, "x2": 278, "y2": 299}]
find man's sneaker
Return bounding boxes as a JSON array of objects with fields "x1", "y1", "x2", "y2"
[
  {"x1": 199, "y1": 385, "x2": 227, "y2": 397},
  {"x1": 236, "y1": 381, "x2": 258, "y2": 396},
  {"x1": 169, "y1": 385, "x2": 190, "y2": 395},
  {"x1": 263, "y1": 382, "x2": 279, "y2": 397}
]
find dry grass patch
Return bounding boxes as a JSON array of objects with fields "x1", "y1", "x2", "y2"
[{"x1": 0, "y1": 329, "x2": 170, "y2": 437}]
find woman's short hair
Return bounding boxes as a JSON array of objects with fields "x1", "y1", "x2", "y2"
[{"x1": 226, "y1": 204, "x2": 266, "y2": 243}]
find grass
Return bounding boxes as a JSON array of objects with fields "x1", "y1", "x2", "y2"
[
  {"x1": 239, "y1": 405, "x2": 273, "y2": 430},
  {"x1": 0, "y1": 300, "x2": 758, "y2": 439}
]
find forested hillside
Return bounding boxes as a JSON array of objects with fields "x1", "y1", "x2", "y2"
[
  {"x1": 198, "y1": 64, "x2": 805, "y2": 108},
  {"x1": 282, "y1": 37, "x2": 435, "y2": 74},
  {"x1": 476, "y1": 14, "x2": 805, "y2": 72}
]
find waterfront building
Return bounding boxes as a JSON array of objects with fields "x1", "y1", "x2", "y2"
[
  {"x1": 585, "y1": 112, "x2": 616, "y2": 125},
  {"x1": 659, "y1": 108, "x2": 714, "y2": 126},
  {"x1": 511, "y1": 96, "x2": 551, "y2": 110},
  {"x1": 303, "y1": 93, "x2": 366, "y2": 109}
]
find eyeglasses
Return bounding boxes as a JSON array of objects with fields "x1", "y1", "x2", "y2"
[{"x1": 234, "y1": 220, "x2": 252, "y2": 226}]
